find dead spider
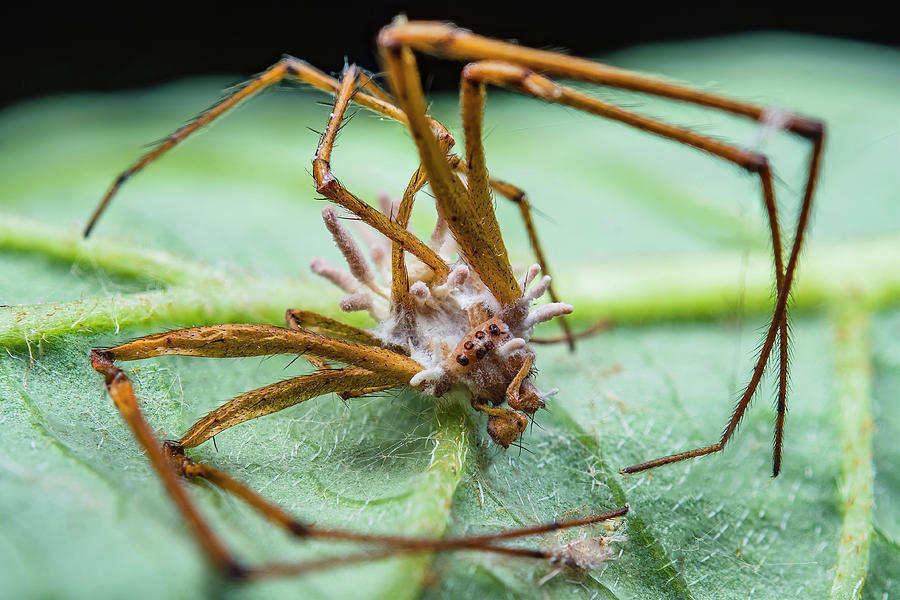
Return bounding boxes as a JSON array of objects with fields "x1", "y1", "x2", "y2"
[{"x1": 83, "y1": 18, "x2": 824, "y2": 580}]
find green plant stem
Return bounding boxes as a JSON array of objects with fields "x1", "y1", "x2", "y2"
[
  {"x1": 829, "y1": 303, "x2": 875, "y2": 600},
  {"x1": 3, "y1": 215, "x2": 898, "y2": 348},
  {"x1": 0, "y1": 216, "x2": 219, "y2": 285},
  {"x1": 383, "y1": 398, "x2": 470, "y2": 599}
]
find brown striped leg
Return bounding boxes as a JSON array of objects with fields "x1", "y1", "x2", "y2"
[
  {"x1": 92, "y1": 346, "x2": 627, "y2": 579},
  {"x1": 379, "y1": 43, "x2": 522, "y2": 305},
  {"x1": 377, "y1": 21, "x2": 824, "y2": 475}
]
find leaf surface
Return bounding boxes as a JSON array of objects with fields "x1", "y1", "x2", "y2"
[{"x1": 1, "y1": 34, "x2": 898, "y2": 599}]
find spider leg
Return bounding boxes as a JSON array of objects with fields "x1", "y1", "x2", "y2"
[
  {"x1": 456, "y1": 60, "x2": 802, "y2": 476},
  {"x1": 285, "y1": 308, "x2": 382, "y2": 346},
  {"x1": 90, "y1": 350, "x2": 245, "y2": 576},
  {"x1": 170, "y1": 443, "x2": 629, "y2": 559},
  {"x1": 91, "y1": 346, "x2": 628, "y2": 580},
  {"x1": 380, "y1": 44, "x2": 522, "y2": 305},
  {"x1": 84, "y1": 59, "x2": 448, "y2": 280},
  {"x1": 94, "y1": 323, "x2": 423, "y2": 445},
  {"x1": 505, "y1": 353, "x2": 534, "y2": 407},
  {"x1": 84, "y1": 57, "x2": 408, "y2": 238},
  {"x1": 390, "y1": 161, "x2": 433, "y2": 310},
  {"x1": 312, "y1": 66, "x2": 450, "y2": 278},
  {"x1": 378, "y1": 22, "x2": 823, "y2": 140},
  {"x1": 170, "y1": 443, "x2": 629, "y2": 579},
  {"x1": 379, "y1": 21, "x2": 825, "y2": 475}
]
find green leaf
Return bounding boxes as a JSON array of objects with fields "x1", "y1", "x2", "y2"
[{"x1": 1, "y1": 34, "x2": 898, "y2": 599}]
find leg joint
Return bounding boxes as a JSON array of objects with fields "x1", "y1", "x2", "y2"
[
  {"x1": 746, "y1": 153, "x2": 769, "y2": 174},
  {"x1": 312, "y1": 158, "x2": 337, "y2": 195},
  {"x1": 791, "y1": 116, "x2": 825, "y2": 142}
]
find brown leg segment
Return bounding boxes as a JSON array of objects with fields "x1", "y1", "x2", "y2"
[
  {"x1": 380, "y1": 43, "x2": 522, "y2": 305},
  {"x1": 85, "y1": 58, "x2": 408, "y2": 238},
  {"x1": 377, "y1": 22, "x2": 824, "y2": 475},
  {"x1": 90, "y1": 350, "x2": 247, "y2": 577},
  {"x1": 285, "y1": 308, "x2": 382, "y2": 346},
  {"x1": 92, "y1": 348, "x2": 628, "y2": 580},
  {"x1": 312, "y1": 66, "x2": 449, "y2": 278},
  {"x1": 455, "y1": 60, "x2": 796, "y2": 474}
]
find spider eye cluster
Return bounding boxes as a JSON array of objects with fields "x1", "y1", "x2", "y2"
[{"x1": 455, "y1": 321, "x2": 506, "y2": 367}]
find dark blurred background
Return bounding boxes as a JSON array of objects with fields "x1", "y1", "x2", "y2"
[{"x1": 4, "y1": 4, "x2": 895, "y2": 109}]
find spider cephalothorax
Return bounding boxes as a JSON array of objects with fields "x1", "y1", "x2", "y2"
[{"x1": 312, "y1": 204, "x2": 572, "y2": 447}]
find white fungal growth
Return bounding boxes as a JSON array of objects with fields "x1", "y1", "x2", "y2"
[
  {"x1": 539, "y1": 517, "x2": 628, "y2": 585},
  {"x1": 339, "y1": 293, "x2": 372, "y2": 313},
  {"x1": 310, "y1": 257, "x2": 359, "y2": 293},
  {"x1": 311, "y1": 201, "x2": 573, "y2": 444},
  {"x1": 750, "y1": 106, "x2": 792, "y2": 150},
  {"x1": 524, "y1": 275, "x2": 552, "y2": 302},
  {"x1": 321, "y1": 206, "x2": 378, "y2": 289},
  {"x1": 520, "y1": 263, "x2": 542, "y2": 290},
  {"x1": 524, "y1": 302, "x2": 574, "y2": 329},
  {"x1": 409, "y1": 280, "x2": 430, "y2": 304}
]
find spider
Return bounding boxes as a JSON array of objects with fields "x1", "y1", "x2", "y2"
[{"x1": 83, "y1": 18, "x2": 824, "y2": 580}]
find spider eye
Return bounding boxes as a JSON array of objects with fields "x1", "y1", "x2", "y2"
[
  {"x1": 488, "y1": 324, "x2": 500, "y2": 335},
  {"x1": 464, "y1": 341, "x2": 474, "y2": 350},
  {"x1": 475, "y1": 348, "x2": 486, "y2": 359},
  {"x1": 483, "y1": 340, "x2": 494, "y2": 351},
  {"x1": 475, "y1": 331, "x2": 486, "y2": 339},
  {"x1": 456, "y1": 354, "x2": 470, "y2": 366}
]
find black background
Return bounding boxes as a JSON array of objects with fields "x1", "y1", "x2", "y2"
[{"x1": 4, "y1": 4, "x2": 895, "y2": 109}]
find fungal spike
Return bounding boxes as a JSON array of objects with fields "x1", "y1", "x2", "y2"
[
  {"x1": 321, "y1": 206, "x2": 376, "y2": 287},
  {"x1": 310, "y1": 257, "x2": 360, "y2": 293},
  {"x1": 498, "y1": 337, "x2": 527, "y2": 360},
  {"x1": 338, "y1": 293, "x2": 373, "y2": 313},
  {"x1": 524, "y1": 275, "x2": 552, "y2": 302},
  {"x1": 520, "y1": 263, "x2": 541, "y2": 291},
  {"x1": 525, "y1": 303, "x2": 573, "y2": 329}
]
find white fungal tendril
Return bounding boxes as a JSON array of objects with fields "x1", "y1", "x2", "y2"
[
  {"x1": 750, "y1": 106, "x2": 792, "y2": 150},
  {"x1": 350, "y1": 219, "x2": 390, "y2": 274},
  {"x1": 338, "y1": 293, "x2": 372, "y2": 313},
  {"x1": 520, "y1": 263, "x2": 542, "y2": 291},
  {"x1": 498, "y1": 337, "x2": 527, "y2": 359},
  {"x1": 409, "y1": 280, "x2": 430, "y2": 304},
  {"x1": 524, "y1": 302, "x2": 574, "y2": 329},
  {"x1": 409, "y1": 366, "x2": 444, "y2": 388},
  {"x1": 524, "y1": 275, "x2": 552, "y2": 302},
  {"x1": 540, "y1": 387, "x2": 559, "y2": 400},
  {"x1": 321, "y1": 206, "x2": 375, "y2": 285},
  {"x1": 428, "y1": 214, "x2": 450, "y2": 251},
  {"x1": 310, "y1": 257, "x2": 360, "y2": 293}
]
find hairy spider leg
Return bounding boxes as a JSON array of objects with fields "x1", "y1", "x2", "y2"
[
  {"x1": 165, "y1": 445, "x2": 629, "y2": 580},
  {"x1": 377, "y1": 20, "x2": 825, "y2": 476},
  {"x1": 83, "y1": 57, "x2": 579, "y2": 344},
  {"x1": 381, "y1": 45, "x2": 522, "y2": 307},
  {"x1": 90, "y1": 326, "x2": 628, "y2": 579}
]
